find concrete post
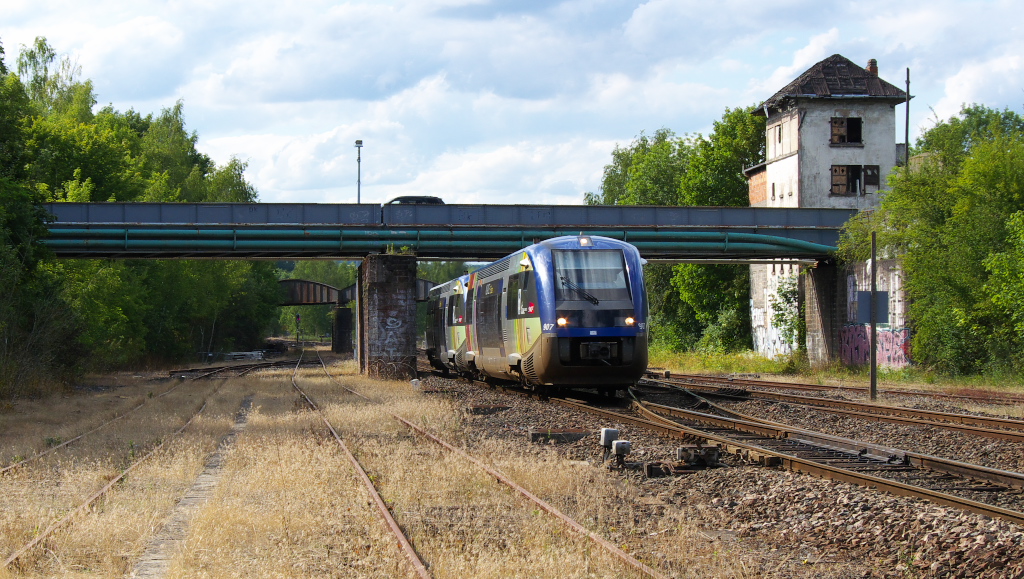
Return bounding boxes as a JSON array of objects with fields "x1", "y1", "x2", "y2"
[{"x1": 358, "y1": 254, "x2": 418, "y2": 380}]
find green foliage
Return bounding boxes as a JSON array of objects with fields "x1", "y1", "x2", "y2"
[
  {"x1": 586, "y1": 107, "x2": 764, "y2": 352},
  {"x1": 679, "y1": 107, "x2": 765, "y2": 206},
  {"x1": 0, "y1": 73, "x2": 31, "y2": 179},
  {"x1": 584, "y1": 128, "x2": 690, "y2": 206},
  {"x1": 985, "y1": 212, "x2": 1024, "y2": 343},
  {"x1": 0, "y1": 177, "x2": 78, "y2": 396},
  {"x1": 840, "y1": 104, "x2": 1024, "y2": 374},
  {"x1": 0, "y1": 36, "x2": 282, "y2": 378},
  {"x1": 770, "y1": 274, "x2": 805, "y2": 349}
]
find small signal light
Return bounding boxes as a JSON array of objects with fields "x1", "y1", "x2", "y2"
[
  {"x1": 557, "y1": 317, "x2": 568, "y2": 327},
  {"x1": 578, "y1": 236, "x2": 593, "y2": 246},
  {"x1": 624, "y1": 317, "x2": 635, "y2": 326}
]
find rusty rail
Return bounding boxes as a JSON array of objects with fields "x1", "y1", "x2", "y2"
[
  {"x1": 640, "y1": 396, "x2": 1024, "y2": 490},
  {"x1": 290, "y1": 353, "x2": 431, "y2": 579},
  {"x1": 1, "y1": 369, "x2": 207, "y2": 476},
  {"x1": 314, "y1": 352, "x2": 669, "y2": 579},
  {"x1": 659, "y1": 372, "x2": 1024, "y2": 406},
  {"x1": 3, "y1": 397, "x2": 211, "y2": 568},
  {"x1": 647, "y1": 378, "x2": 1024, "y2": 443}
]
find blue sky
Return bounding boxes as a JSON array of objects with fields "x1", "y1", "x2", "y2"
[{"x1": 3, "y1": 0, "x2": 1022, "y2": 205}]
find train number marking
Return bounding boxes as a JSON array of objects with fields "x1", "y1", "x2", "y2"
[
  {"x1": 637, "y1": 322, "x2": 646, "y2": 330},
  {"x1": 543, "y1": 324, "x2": 555, "y2": 331}
]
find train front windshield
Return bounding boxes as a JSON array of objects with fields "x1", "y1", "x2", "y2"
[{"x1": 552, "y1": 250, "x2": 631, "y2": 303}]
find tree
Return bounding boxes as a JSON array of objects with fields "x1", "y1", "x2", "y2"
[
  {"x1": 586, "y1": 107, "x2": 765, "y2": 352},
  {"x1": 840, "y1": 104, "x2": 1024, "y2": 374},
  {"x1": 671, "y1": 106, "x2": 764, "y2": 352},
  {"x1": 584, "y1": 128, "x2": 690, "y2": 206}
]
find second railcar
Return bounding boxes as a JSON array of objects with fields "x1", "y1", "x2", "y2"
[{"x1": 426, "y1": 235, "x2": 648, "y2": 390}]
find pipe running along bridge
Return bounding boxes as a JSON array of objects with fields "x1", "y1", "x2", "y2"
[
  {"x1": 42, "y1": 202, "x2": 857, "y2": 378},
  {"x1": 42, "y1": 202, "x2": 854, "y2": 262}
]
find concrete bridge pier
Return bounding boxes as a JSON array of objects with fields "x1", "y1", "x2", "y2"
[
  {"x1": 804, "y1": 260, "x2": 843, "y2": 367},
  {"x1": 358, "y1": 254, "x2": 418, "y2": 380}
]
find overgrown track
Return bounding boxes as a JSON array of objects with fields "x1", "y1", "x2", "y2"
[
  {"x1": 170, "y1": 358, "x2": 310, "y2": 380},
  {"x1": 643, "y1": 377, "x2": 1024, "y2": 443},
  {"x1": 1, "y1": 367, "x2": 198, "y2": 475},
  {"x1": 289, "y1": 352, "x2": 431, "y2": 579},
  {"x1": 657, "y1": 371, "x2": 1024, "y2": 406},
  {"x1": 319, "y1": 352, "x2": 669, "y2": 579},
  {"x1": 2, "y1": 389, "x2": 215, "y2": 569}
]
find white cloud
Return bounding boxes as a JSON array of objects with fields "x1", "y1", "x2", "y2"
[
  {"x1": 934, "y1": 54, "x2": 1024, "y2": 120},
  {"x1": 4, "y1": 1, "x2": 1024, "y2": 204},
  {"x1": 754, "y1": 28, "x2": 841, "y2": 97}
]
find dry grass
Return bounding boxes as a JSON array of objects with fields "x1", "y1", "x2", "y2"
[
  {"x1": 1, "y1": 356, "x2": 787, "y2": 577},
  {"x1": 168, "y1": 376, "x2": 408, "y2": 578},
  {"x1": 305, "y1": 362, "x2": 755, "y2": 578},
  {"x1": 0, "y1": 379, "x2": 245, "y2": 578}
]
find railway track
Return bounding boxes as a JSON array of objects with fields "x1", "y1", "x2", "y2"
[
  {"x1": 3, "y1": 389, "x2": 216, "y2": 569},
  {"x1": 170, "y1": 357, "x2": 310, "y2": 380},
  {"x1": 656, "y1": 371, "x2": 1024, "y2": 406},
  {"x1": 289, "y1": 352, "x2": 432, "y2": 579},
  {"x1": 2, "y1": 365, "x2": 204, "y2": 475},
  {"x1": 317, "y1": 352, "x2": 669, "y2": 579},
  {"x1": 642, "y1": 377, "x2": 1024, "y2": 443},
  {"x1": 541, "y1": 392, "x2": 1024, "y2": 526}
]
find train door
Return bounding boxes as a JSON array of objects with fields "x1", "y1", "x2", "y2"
[
  {"x1": 475, "y1": 277, "x2": 505, "y2": 375},
  {"x1": 506, "y1": 263, "x2": 541, "y2": 356}
]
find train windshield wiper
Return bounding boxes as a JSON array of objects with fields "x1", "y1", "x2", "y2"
[{"x1": 559, "y1": 275, "x2": 600, "y2": 305}]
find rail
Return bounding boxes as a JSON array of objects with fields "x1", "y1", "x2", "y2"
[
  {"x1": 290, "y1": 353, "x2": 431, "y2": 579},
  {"x1": 549, "y1": 397, "x2": 1024, "y2": 527}
]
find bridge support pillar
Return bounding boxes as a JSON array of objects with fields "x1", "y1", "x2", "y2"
[
  {"x1": 358, "y1": 254, "x2": 418, "y2": 380},
  {"x1": 332, "y1": 306, "x2": 353, "y2": 355},
  {"x1": 805, "y1": 260, "x2": 842, "y2": 367}
]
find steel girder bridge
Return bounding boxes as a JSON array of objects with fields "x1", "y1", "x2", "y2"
[{"x1": 42, "y1": 202, "x2": 855, "y2": 262}]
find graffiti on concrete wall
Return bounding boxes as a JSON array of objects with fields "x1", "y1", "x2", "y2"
[{"x1": 840, "y1": 325, "x2": 911, "y2": 368}]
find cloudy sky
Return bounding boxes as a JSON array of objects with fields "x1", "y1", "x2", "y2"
[{"x1": 3, "y1": 1, "x2": 1022, "y2": 205}]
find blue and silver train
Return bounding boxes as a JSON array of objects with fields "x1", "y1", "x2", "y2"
[{"x1": 426, "y1": 235, "x2": 648, "y2": 391}]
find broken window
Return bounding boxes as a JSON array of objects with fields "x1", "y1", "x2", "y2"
[
  {"x1": 830, "y1": 117, "x2": 863, "y2": 144},
  {"x1": 831, "y1": 165, "x2": 863, "y2": 196},
  {"x1": 863, "y1": 165, "x2": 880, "y2": 187}
]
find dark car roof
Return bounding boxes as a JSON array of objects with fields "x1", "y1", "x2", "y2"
[{"x1": 383, "y1": 196, "x2": 445, "y2": 205}]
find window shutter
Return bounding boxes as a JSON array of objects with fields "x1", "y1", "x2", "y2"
[{"x1": 831, "y1": 165, "x2": 848, "y2": 195}]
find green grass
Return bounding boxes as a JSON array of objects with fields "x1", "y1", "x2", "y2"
[{"x1": 648, "y1": 346, "x2": 1024, "y2": 395}]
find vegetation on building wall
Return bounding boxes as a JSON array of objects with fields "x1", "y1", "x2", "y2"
[{"x1": 840, "y1": 104, "x2": 1024, "y2": 375}]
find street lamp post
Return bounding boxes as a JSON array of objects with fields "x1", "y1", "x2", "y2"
[{"x1": 355, "y1": 139, "x2": 363, "y2": 203}]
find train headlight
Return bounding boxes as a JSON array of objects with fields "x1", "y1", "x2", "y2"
[
  {"x1": 557, "y1": 317, "x2": 568, "y2": 327},
  {"x1": 624, "y1": 317, "x2": 635, "y2": 326}
]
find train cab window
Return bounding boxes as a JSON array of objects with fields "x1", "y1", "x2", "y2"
[
  {"x1": 552, "y1": 250, "x2": 631, "y2": 303},
  {"x1": 507, "y1": 271, "x2": 539, "y2": 319}
]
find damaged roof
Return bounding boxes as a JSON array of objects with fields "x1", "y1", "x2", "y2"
[{"x1": 758, "y1": 54, "x2": 908, "y2": 115}]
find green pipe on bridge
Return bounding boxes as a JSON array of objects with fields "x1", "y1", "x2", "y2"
[
  {"x1": 47, "y1": 228, "x2": 836, "y2": 254},
  {"x1": 43, "y1": 238, "x2": 833, "y2": 255}
]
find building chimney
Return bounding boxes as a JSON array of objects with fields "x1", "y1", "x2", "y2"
[{"x1": 866, "y1": 59, "x2": 878, "y2": 76}]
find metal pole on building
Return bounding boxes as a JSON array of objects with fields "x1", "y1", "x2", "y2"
[
  {"x1": 904, "y1": 68, "x2": 911, "y2": 166},
  {"x1": 870, "y1": 231, "x2": 878, "y2": 400},
  {"x1": 355, "y1": 139, "x2": 363, "y2": 203}
]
